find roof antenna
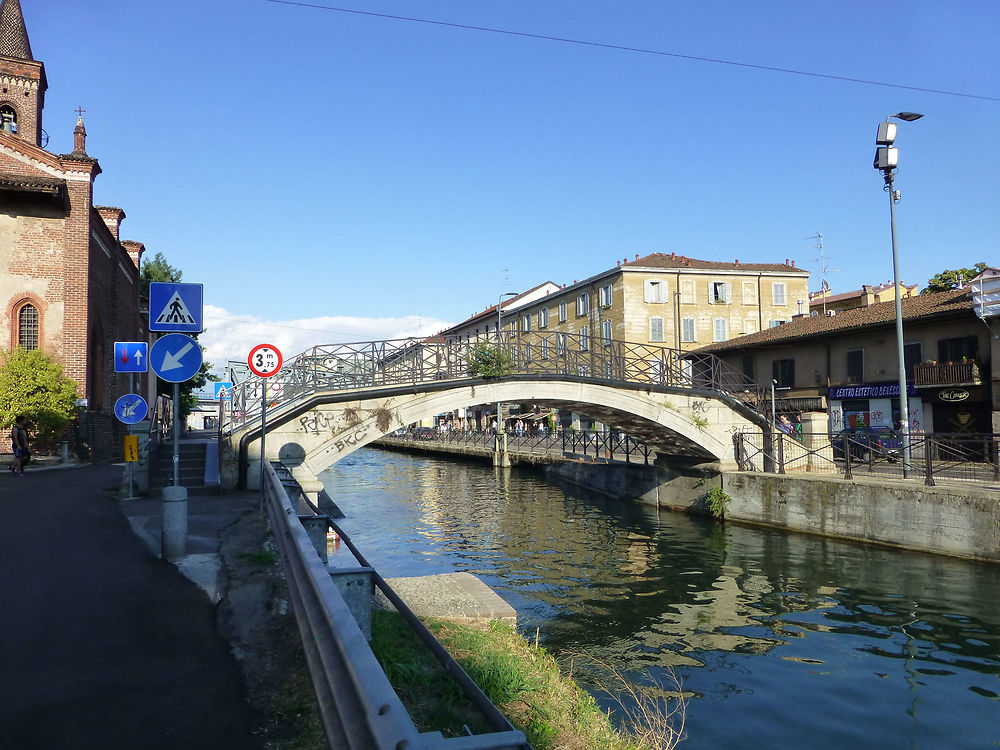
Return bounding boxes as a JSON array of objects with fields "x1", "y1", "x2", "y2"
[{"x1": 804, "y1": 232, "x2": 838, "y2": 315}]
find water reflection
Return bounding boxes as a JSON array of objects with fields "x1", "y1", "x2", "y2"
[{"x1": 321, "y1": 448, "x2": 1000, "y2": 749}]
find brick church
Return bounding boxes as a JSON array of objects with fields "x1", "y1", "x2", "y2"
[{"x1": 1, "y1": 0, "x2": 145, "y2": 455}]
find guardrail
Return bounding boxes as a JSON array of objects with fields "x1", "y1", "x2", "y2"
[
  {"x1": 733, "y1": 431, "x2": 1000, "y2": 486},
  {"x1": 262, "y1": 460, "x2": 531, "y2": 750},
  {"x1": 220, "y1": 332, "x2": 766, "y2": 435}
]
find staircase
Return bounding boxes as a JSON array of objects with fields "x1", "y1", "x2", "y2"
[{"x1": 149, "y1": 435, "x2": 220, "y2": 495}]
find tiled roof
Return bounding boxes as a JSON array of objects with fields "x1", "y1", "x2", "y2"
[
  {"x1": 0, "y1": 171, "x2": 65, "y2": 194},
  {"x1": 0, "y1": 0, "x2": 32, "y2": 60},
  {"x1": 809, "y1": 282, "x2": 917, "y2": 306},
  {"x1": 625, "y1": 252, "x2": 808, "y2": 274},
  {"x1": 697, "y1": 288, "x2": 972, "y2": 353}
]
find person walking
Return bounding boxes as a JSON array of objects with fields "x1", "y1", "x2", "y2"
[{"x1": 9, "y1": 415, "x2": 29, "y2": 476}]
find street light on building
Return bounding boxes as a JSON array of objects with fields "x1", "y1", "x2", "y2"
[{"x1": 874, "y1": 111, "x2": 923, "y2": 477}]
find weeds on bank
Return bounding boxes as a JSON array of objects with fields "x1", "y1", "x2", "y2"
[
  {"x1": 238, "y1": 548, "x2": 277, "y2": 566},
  {"x1": 370, "y1": 611, "x2": 686, "y2": 750}
]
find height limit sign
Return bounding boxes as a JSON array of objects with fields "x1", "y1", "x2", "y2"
[{"x1": 248, "y1": 344, "x2": 282, "y2": 378}]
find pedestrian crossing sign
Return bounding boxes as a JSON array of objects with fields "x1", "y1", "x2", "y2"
[{"x1": 149, "y1": 282, "x2": 204, "y2": 333}]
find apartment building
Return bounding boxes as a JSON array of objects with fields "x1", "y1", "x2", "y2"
[{"x1": 501, "y1": 252, "x2": 810, "y2": 351}]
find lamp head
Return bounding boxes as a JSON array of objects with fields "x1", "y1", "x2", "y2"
[{"x1": 893, "y1": 112, "x2": 923, "y2": 122}]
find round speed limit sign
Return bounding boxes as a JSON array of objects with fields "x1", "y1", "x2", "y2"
[{"x1": 248, "y1": 344, "x2": 283, "y2": 378}]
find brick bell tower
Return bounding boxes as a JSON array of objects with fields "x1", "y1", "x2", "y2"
[{"x1": 0, "y1": 0, "x2": 46, "y2": 146}]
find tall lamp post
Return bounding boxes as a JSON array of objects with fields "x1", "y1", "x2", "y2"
[
  {"x1": 874, "y1": 111, "x2": 923, "y2": 477},
  {"x1": 495, "y1": 292, "x2": 517, "y2": 466}
]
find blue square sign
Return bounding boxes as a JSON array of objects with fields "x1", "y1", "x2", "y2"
[
  {"x1": 114, "y1": 342, "x2": 148, "y2": 373},
  {"x1": 214, "y1": 382, "x2": 233, "y2": 400},
  {"x1": 149, "y1": 282, "x2": 204, "y2": 333}
]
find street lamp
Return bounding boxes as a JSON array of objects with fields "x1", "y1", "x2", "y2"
[
  {"x1": 496, "y1": 292, "x2": 517, "y2": 435},
  {"x1": 874, "y1": 111, "x2": 923, "y2": 477}
]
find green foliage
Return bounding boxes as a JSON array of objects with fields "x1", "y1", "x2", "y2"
[
  {"x1": 922, "y1": 263, "x2": 988, "y2": 294},
  {"x1": 705, "y1": 486, "x2": 731, "y2": 519},
  {"x1": 139, "y1": 251, "x2": 182, "y2": 296},
  {"x1": 691, "y1": 414, "x2": 709, "y2": 429},
  {"x1": 467, "y1": 341, "x2": 514, "y2": 378},
  {"x1": 0, "y1": 347, "x2": 79, "y2": 443}
]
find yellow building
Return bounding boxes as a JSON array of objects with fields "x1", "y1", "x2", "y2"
[{"x1": 504, "y1": 253, "x2": 810, "y2": 351}]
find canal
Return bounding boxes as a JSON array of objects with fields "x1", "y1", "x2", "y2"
[{"x1": 319, "y1": 447, "x2": 1000, "y2": 749}]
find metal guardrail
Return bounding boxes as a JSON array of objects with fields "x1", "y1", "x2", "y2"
[
  {"x1": 220, "y1": 332, "x2": 766, "y2": 435},
  {"x1": 262, "y1": 461, "x2": 530, "y2": 750},
  {"x1": 734, "y1": 431, "x2": 1000, "y2": 486}
]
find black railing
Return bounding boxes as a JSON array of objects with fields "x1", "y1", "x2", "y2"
[{"x1": 733, "y1": 431, "x2": 1000, "y2": 486}]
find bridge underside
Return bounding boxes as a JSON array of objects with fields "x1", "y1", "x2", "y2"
[{"x1": 223, "y1": 376, "x2": 762, "y2": 493}]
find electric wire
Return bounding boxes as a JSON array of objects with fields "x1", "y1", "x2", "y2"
[{"x1": 264, "y1": 0, "x2": 1000, "y2": 103}]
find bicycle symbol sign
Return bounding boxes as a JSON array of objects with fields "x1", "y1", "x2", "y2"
[{"x1": 248, "y1": 344, "x2": 282, "y2": 378}]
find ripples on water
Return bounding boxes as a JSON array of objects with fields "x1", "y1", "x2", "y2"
[{"x1": 320, "y1": 448, "x2": 1000, "y2": 749}]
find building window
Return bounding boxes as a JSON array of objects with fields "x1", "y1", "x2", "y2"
[
  {"x1": 768, "y1": 319, "x2": 788, "y2": 328},
  {"x1": 599, "y1": 283, "x2": 614, "y2": 307},
  {"x1": 539, "y1": 307, "x2": 549, "y2": 328},
  {"x1": 681, "y1": 318, "x2": 696, "y2": 343},
  {"x1": 524, "y1": 343, "x2": 532, "y2": 362},
  {"x1": 580, "y1": 326, "x2": 589, "y2": 351},
  {"x1": 846, "y1": 349, "x2": 864, "y2": 384},
  {"x1": 643, "y1": 279, "x2": 667, "y2": 303},
  {"x1": 649, "y1": 317, "x2": 665, "y2": 343},
  {"x1": 742, "y1": 281, "x2": 757, "y2": 305},
  {"x1": 0, "y1": 104, "x2": 18, "y2": 135},
  {"x1": 601, "y1": 319, "x2": 613, "y2": 345},
  {"x1": 17, "y1": 303, "x2": 39, "y2": 350},
  {"x1": 680, "y1": 280, "x2": 695, "y2": 304},
  {"x1": 522, "y1": 314, "x2": 531, "y2": 332},
  {"x1": 713, "y1": 318, "x2": 728, "y2": 342},
  {"x1": 904, "y1": 342, "x2": 922, "y2": 379},
  {"x1": 773, "y1": 358, "x2": 795, "y2": 388},
  {"x1": 709, "y1": 281, "x2": 731, "y2": 304},
  {"x1": 541, "y1": 338, "x2": 549, "y2": 359},
  {"x1": 772, "y1": 282, "x2": 787, "y2": 306},
  {"x1": 509, "y1": 320, "x2": 516, "y2": 334},
  {"x1": 741, "y1": 355, "x2": 754, "y2": 381},
  {"x1": 556, "y1": 333, "x2": 567, "y2": 354},
  {"x1": 938, "y1": 336, "x2": 978, "y2": 363},
  {"x1": 576, "y1": 293, "x2": 589, "y2": 317},
  {"x1": 745, "y1": 318, "x2": 759, "y2": 334},
  {"x1": 558, "y1": 301, "x2": 567, "y2": 322}
]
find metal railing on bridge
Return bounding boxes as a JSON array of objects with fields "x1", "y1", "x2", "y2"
[
  {"x1": 262, "y1": 460, "x2": 530, "y2": 749},
  {"x1": 221, "y1": 332, "x2": 766, "y2": 434},
  {"x1": 734, "y1": 430, "x2": 1000, "y2": 487}
]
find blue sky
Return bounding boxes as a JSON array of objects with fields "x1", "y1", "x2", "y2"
[{"x1": 26, "y1": 1, "x2": 1000, "y2": 368}]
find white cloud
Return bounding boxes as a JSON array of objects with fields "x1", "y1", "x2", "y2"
[{"x1": 199, "y1": 305, "x2": 453, "y2": 377}]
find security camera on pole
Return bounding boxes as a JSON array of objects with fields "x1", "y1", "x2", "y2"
[{"x1": 148, "y1": 281, "x2": 204, "y2": 560}]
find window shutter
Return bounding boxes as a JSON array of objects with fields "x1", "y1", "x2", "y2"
[
  {"x1": 649, "y1": 318, "x2": 664, "y2": 342},
  {"x1": 644, "y1": 280, "x2": 654, "y2": 303}
]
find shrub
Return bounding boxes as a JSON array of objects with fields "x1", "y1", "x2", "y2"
[{"x1": 0, "y1": 347, "x2": 79, "y2": 444}]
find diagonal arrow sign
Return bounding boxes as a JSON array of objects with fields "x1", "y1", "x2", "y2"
[{"x1": 161, "y1": 340, "x2": 195, "y2": 371}]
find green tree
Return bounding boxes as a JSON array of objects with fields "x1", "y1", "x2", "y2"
[
  {"x1": 140, "y1": 252, "x2": 216, "y2": 419},
  {"x1": 922, "y1": 263, "x2": 988, "y2": 294},
  {"x1": 466, "y1": 342, "x2": 514, "y2": 378},
  {"x1": 0, "y1": 347, "x2": 79, "y2": 444}
]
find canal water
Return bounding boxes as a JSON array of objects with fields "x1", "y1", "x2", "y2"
[{"x1": 319, "y1": 448, "x2": 1000, "y2": 749}]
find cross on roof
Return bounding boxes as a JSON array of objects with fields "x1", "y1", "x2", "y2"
[{"x1": 75, "y1": 106, "x2": 86, "y2": 118}]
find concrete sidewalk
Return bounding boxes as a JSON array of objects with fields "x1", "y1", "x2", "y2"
[{"x1": 0, "y1": 462, "x2": 258, "y2": 749}]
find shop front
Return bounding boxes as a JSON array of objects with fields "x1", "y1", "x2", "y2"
[
  {"x1": 828, "y1": 383, "x2": 925, "y2": 434},
  {"x1": 928, "y1": 386, "x2": 992, "y2": 435}
]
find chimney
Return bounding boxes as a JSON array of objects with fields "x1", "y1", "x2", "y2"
[
  {"x1": 635, "y1": 253, "x2": 639, "y2": 261},
  {"x1": 617, "y1": 261, "x2": 621, "y2": 267},
  {"x1": 623, "y1": 258, "x2": 627, "y2": 264},
  {"x1": 791, "y1": 260, "x2": 796, "y2": 268},
  {"x1": 671, "y1": 252, "x2": 676, "y2": 259},
  {"x1": 121, "y1": 240, "x2": 145, "y2": 270},
  {"x1": 785, "y1": 258, "x2": 789, "y2": 266},
  {"x1": 96, "y1": 206, "x2": 125, "y2": 241},
  {"x1": 73, "y1": 116, "x2": 87, "y2": 155},
  {"x1": 735, "y1": 258, "x2": 739, "y2": 265}
]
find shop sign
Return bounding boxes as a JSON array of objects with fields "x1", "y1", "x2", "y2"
[
  {"x1": 828, "y1": 383, "x2": 917, "y2": 400},
  {"x1": 938, "y1": 388, "x2": 970, "y2": 403}
]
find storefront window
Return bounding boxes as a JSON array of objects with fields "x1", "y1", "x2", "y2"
[{"x1": 841, "y1": 400, "x2": 869, "y2": 429}]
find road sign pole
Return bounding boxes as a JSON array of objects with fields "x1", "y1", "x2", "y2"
[
  {"x1": 129, "y1": 373, "x2": 134, "y2": 499},
  {"x1": 174, "y1": 382, "x2": 180, "y2": 486},
  {"x1": 260, "y1": 377, "x2": 266, "y2": 511}
]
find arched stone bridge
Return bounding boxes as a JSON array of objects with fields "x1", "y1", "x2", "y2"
[{"x1": 219, "y1": 332, "x2": 768, "y2": 500}]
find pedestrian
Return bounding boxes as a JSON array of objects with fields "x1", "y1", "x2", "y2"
[
  {"x1": 9, "y1": 415, "x2": 29, "y2": 476},
  {"x1": 777, "y1": 414, "x2": 794, "y2": 436}
]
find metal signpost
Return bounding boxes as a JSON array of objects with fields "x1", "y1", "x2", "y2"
[
  {"x1": 248, "y1": 344, "x2": 283, "y2": 506},
  {"x1": 114, "y1": 342, "x2": 150, "y2": 500},
  {"x1": 147, "y1": 283, "x2": 205, "y2": 560}
]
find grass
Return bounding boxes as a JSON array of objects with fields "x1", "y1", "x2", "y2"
[
  {"x1": 238, "y1": 548, "x2": 277, "y2": 566},
  {"x1": 370, "y1": 611, "x2": 686, "y2": 750}
]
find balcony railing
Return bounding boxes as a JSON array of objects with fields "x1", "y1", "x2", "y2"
[{"x1": 913, "y1": 360, "x2": 982, "y2": 388}]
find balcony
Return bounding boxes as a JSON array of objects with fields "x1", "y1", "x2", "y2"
[{"x1": 914, "y1": 360, "x2": 983, "y2": 388}]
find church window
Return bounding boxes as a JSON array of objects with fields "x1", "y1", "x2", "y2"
[
  {"x1": 0, "y1": 104, "x2": 17, "y2": 134},
  {"x1": 18, "y1": 303, "x2": 38, "y2": 350}
]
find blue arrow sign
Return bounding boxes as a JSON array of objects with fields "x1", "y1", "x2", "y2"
[
  {"x1": 114, "y1": 342, "x2": 148, "y2": 373},
  {"x1": 214, "y1": 382, "x2": 234, "y2": 400},
  {"x1": 150, "y1": 333, "x2": 203, "y2": 383},
  {"x1": 115, "y1": 393, "x2": 149, "y2": 425},
  {"x1": 149, "y1": 282, "x2": 204, "y2": 333}
]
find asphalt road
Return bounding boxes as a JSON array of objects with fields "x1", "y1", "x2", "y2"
[{"x1": 0, "y1": 463, "x2": 255, "y2": 749}]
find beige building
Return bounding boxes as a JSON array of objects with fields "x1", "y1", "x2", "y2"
[
  {"x1": 502, "y1": 253, "x2": 810, "y2": 351},
  {"x1": 809, "y1": 281, "x2": 918, "y2": 315}
]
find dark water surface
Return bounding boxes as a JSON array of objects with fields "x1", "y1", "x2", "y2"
[{"x1": 319, "y1": 448, "x2": 1000, "y2": 749}]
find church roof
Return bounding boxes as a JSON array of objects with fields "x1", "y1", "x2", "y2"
[{"x1": 0, "y1": 0, "x2": 33, "y2": 60}]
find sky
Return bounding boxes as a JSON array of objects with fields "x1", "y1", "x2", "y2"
[{"x1": 23, "y1": 0, "x2": 1000, "y2": 374}]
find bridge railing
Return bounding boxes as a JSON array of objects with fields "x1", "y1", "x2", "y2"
[{"x1": 221, "y1": 332, "x2": 766, "y2": 435}]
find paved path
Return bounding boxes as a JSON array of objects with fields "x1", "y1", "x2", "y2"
[{"x1": 0, "y1": 463, "x2": 256, "y2": 749}]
